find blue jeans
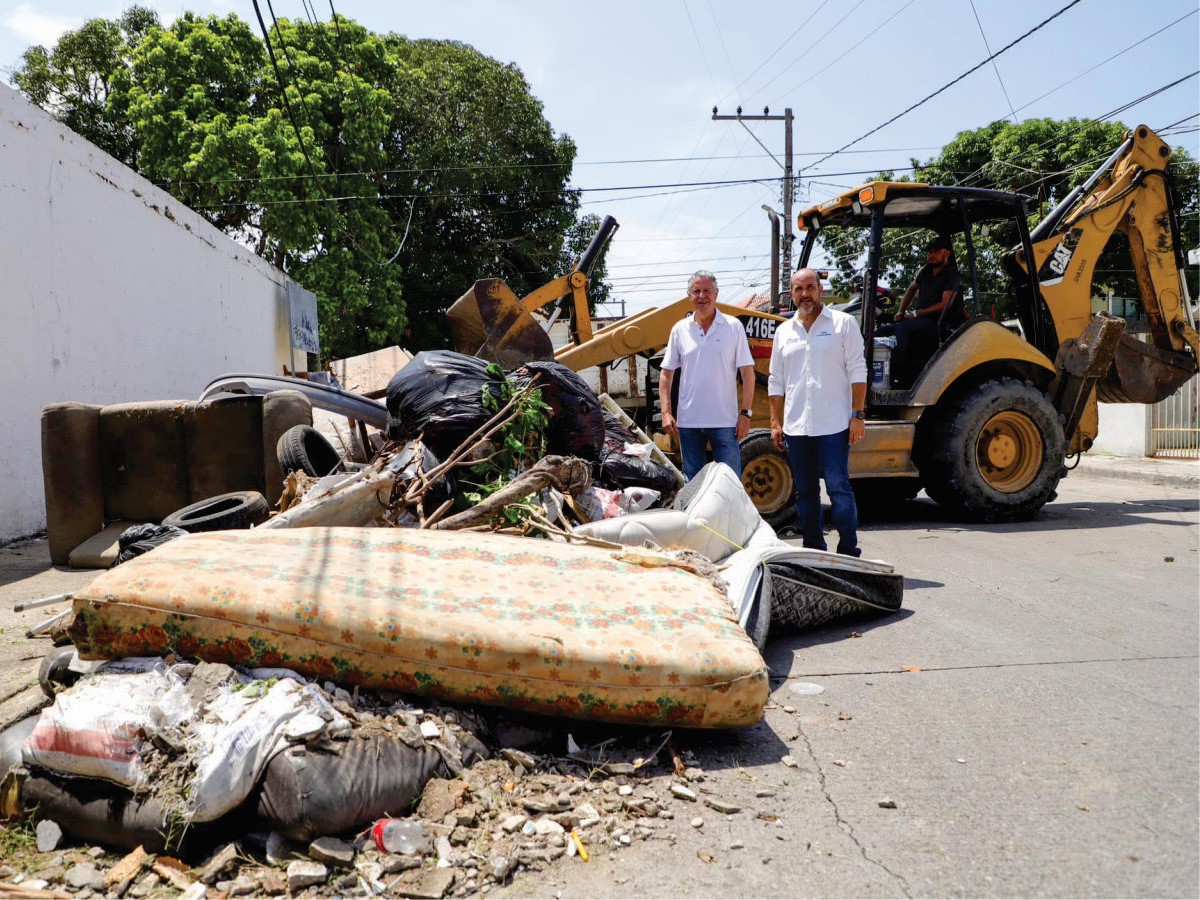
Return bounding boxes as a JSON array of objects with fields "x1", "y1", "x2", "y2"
[
  {"x1": 784, "y1": 431, "x2": 860, "y2": 555},
  {"x1": 679, "y1": 427, "x2": 742, "y2": 480}
]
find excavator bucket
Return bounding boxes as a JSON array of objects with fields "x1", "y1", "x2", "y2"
[
  {"x1": 1097, "y1": 332, "x2": 1199, "y2": 404},
  {"x1": 445, "y1": 215, "x2": 619, "y2": 369},
  {"x1": 446, "y1": 278, "x2": 555, "y2": 368}
]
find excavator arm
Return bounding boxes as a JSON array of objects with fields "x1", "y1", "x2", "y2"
[
  {"x1": 445, "y1": 216, "x2": 617, "y2": 366},
  {"x1": 1008, "y1": 125, "x2": 1198, "y2": 404}
]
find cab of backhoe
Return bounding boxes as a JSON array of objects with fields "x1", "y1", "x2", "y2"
[{"x1": 796, "y1": 181, "x2": 1056, "y2": 405}]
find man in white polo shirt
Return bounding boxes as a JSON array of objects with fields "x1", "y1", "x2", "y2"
[
  {"x1": 659, "y1": 270, "x2": 756, "y2": 480},
  {"x1": 768, "y1": 268, "x2": 867, "y2": 555}
]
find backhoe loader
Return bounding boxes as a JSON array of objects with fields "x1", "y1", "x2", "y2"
[{"x1": 448, "y1": 125, "x2": 1197, "y2": 525}]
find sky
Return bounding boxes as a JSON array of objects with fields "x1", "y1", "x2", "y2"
[{"x1": 2, "y1": 0, "x2": 1197, "y2": 311}]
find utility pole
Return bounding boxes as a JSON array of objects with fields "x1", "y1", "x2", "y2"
[{"x1": 712, "y1": 106, "x2": 794, "y2": 291}]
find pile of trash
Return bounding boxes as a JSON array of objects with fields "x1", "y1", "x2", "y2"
[
  {"x1": 4, "y1": 348, "x2": 906, "y2": 894},
  {"x1": 1, "y1": 657, "x2": 752, "y2": 898}
]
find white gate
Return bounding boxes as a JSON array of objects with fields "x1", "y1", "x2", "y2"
[{"x1": 1150, "y1": 372, "x2": 1200, "y2": 458}]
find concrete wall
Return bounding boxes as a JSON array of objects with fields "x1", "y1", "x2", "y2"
[
  {"x1": 0, "y1": 83, "x2": 296, "y2": 544},
  {"x1": 1092, "y1": 402, "x2": 1151, "y2": 457}
]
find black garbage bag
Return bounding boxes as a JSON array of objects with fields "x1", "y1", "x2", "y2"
[
  {"x1": 385, "y1": 351, "x2": 507, "y2": 458},
  {"x1": 113, "y1": 523, "x2": 189, "y2": 566},
  {"x1": 510, "y1": 361, "x2": 604, "y2": 460},
  {"x1": 594, "y1": 449, "x2": 680, "y2": 496},
  {"x1": 590, "y1": 406, "x2": 677, "y2": 495}
]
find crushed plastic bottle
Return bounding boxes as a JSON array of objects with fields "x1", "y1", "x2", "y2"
[{"x1": 370, "y1": 818, "x2": 431, "y2": 855}]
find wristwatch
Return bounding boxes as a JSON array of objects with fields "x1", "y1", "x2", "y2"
[
  {"x1": 852, "y1": 410, "x2": 866, "y2": 420},
  {"x1": 740, "y1": 409, "x2": 753, "y2": 418}
]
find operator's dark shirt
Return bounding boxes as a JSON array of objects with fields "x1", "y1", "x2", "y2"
[{"x1": 912, "y1": 261, "x2": 961, "y2": 312}]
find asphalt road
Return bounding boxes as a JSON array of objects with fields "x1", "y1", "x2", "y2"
[
  {"x1": 504, "y1": 467, "x2": 1199, "y2": 898},
  {"x1": 0, "y1": 464, "x2": 1196, "y2": 898}
]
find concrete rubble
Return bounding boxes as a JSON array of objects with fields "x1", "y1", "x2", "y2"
[{"x1": 1, "y1": 672, "x2": 757, "y2": 898}]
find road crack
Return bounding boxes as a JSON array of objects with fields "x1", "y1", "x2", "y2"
[{"x1": 795, "y1": 718, "x2": 913, "y2": 897}]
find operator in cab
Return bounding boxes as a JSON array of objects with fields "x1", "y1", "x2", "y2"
[{"x1": 877, "y1": 234, "x2": 963, "y2": 388}]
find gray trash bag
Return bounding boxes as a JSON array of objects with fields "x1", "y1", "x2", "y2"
[
  {"x1": 19, "y1": 772, "x2": 250, "y2": 854},
  {"x1": 255, "y1": 729, "x2": 488, "y2": 841}
]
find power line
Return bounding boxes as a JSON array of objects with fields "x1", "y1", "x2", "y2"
[
  {"x1": 744, "y1": 0, "x2": 869, "y2": 105},
  {"x1": 969, "y1": 0, "x2": 1019, "y2": 124},
  {"x1": 767, "y1": 0, "x2": 918, "y2": 107},
  {"x1": 1007, "y1": 8, "x2": 1197, "y2": 118},
  {"x1": 807, "y1": 0, "x2": 1087, "y2": 170},
  {"x1": 720, "y1": 0, "x2": 829, "y2": 104}
]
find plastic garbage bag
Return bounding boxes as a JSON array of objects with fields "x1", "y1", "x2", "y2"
[
  {"x1": 510, "y1": 361, "x2": 604, "y2": 460},
  {"x1": 114, "y1": 523, "x2": 189, "y2": 566},
  {"x1": 385, "y1": 351, "x2": 506, "y2": 457}
]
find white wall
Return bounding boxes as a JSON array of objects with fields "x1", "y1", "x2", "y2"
[
  {"x1": 1091, "y1": 403, "x2": 1151, "y2": 457},
  {"x1": 0, "y1": 83, "x2": 296, "y2": 543}
]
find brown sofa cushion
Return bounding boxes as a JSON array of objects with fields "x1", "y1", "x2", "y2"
[
  {"x1": 42, "y1": 392, "x2": 313, "y2": 568},
  {"x1": 99, "y1": 401, "x2": 191, "y2": 523},
  {"x1": 185, "y1": 396, "x2": 264, "y2": 506},
  {"x1": 42, "y1": 402, "x2": 105, "y2": 566}
]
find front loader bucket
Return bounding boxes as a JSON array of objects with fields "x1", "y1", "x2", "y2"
[
  {"x1": 446, "y1": 278, "x2": 554, "y2": 368},
  {"x1": 1096, "y1": 332, "x2": 1198, "y2": 404}
]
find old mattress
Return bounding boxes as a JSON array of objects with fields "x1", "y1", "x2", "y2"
[{"x1": 68, "y1": 527, "x2": 768, "y2": 728}]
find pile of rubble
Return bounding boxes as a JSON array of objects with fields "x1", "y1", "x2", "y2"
[{"x1": 2, "y1": 667, "x2": 749, "y2": 899}]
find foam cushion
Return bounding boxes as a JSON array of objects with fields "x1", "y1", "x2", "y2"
[
  {"x1": 67, "y1": 521, "x2": 138, "y2": 570},
  {"x1": 67, "y1": 527, "x2": 769, "y2": 729},
  {"x1": 577, "y1": 462, "x2": 766, "y2": 563}
]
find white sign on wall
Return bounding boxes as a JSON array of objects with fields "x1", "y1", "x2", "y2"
[{"x1": 287, "y1": 283, "x2": 320, "y2": 356}]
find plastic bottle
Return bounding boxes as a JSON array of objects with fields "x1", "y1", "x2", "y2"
[{"x1": 370, "y1": 818, "x2": 430, "y2": 855}]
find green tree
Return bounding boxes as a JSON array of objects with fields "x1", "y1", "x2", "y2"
[
  {"x1": 12, "y1": 6, "x2": 159, "y2": 163},
  {"x1": 13, "y1": 10, "x2": 595, "y2": 360}
]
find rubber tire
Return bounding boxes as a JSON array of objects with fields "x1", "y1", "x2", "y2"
[
  {"x1": 277, "y1": 424, "x2": 342, "y2": 477},
  {"x1": 919, "y1": 377, "x2": 1065, "y2": 522},
  {"x1": 161, "y1": 490, "x2": 270, "y2": 533},
  {"x1": 740, "y1": 429, "x2": 797, "y2": 529},
  {"x1": 39, "y1": 645, "x2": 79, "y2": 699}
]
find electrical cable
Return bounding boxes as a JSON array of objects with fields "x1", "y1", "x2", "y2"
[
  {"x1": 1006, "y1": 8, "x2": 1196, "y2": 118},
  {"x1": 968, "y1": 0, "x2": 1019, "y2": 124},
  {"x1": 719, "y1": 0, "x2": 830, "y2": 104},
  {"x1": 250, "y1": 0, "x2": 388, "y2": 266},
  {"x1": 767, "y1": 0, "x2": 917, "y2": 106},
  {"x1": 806, "y1": 0, "x2": 1087, "y2": 170}
]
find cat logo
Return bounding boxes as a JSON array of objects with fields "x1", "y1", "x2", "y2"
[{"x1": 1037, "y1": 228, "x2": 1082, "y2": 287}]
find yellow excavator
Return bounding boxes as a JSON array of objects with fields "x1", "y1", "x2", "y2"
[{"x1": 448, "y1": 124, "x2": 1197, "y2": 525}]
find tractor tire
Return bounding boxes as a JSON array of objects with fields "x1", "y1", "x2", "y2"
[
  {"x1": 740, "y1": 429, "x2": 797, "y2": 529},
  {"x1": 162, "y1": 490, "x2": 270, "y2": 533},
  {"x1": 277, "y1": 424, "x2": 342, "y2": 477},
  {"x1": 919, "y1": 377, "x2": 1065, "y2": 522}
]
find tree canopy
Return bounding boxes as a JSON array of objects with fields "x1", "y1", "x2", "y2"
[
  {"x1": 14, "y1": 8, "x2": 609, "y2": 359},
  {"x1": 818, "y1": 117, "x2": 1198, "y2": 319}
]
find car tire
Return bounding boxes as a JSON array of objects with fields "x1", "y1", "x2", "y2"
[
  {"x1": 38, "y1": 645, "x2": 79, "y2": 699},
  {"x1": 161, "y1": 490, "x2": 270, "y2": 533},
  {"x1": 277, "y1": 424, "x2": 343, "y2": 477}
]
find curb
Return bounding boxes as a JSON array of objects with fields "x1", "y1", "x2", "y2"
[{"x1": 1069, "y1": 458, "x2": 1200, "y2": 489}]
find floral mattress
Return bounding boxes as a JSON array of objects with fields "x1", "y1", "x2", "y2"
[{"x1": 68, "y1": 527, "x2": 768, "y2": 728}]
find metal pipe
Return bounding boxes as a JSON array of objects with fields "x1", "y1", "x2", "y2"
[{"x1": 14, "y1": 593, "x2": 72, "y2": 612}]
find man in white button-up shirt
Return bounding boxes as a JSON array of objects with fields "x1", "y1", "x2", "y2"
[
  {"x1": 767, "y1": 268, "x2": 867, "y2": 555},
  {"x1": 659, "y1": 271, "x2": 755, "y2": 480}
]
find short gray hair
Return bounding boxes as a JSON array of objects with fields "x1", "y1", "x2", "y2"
[{"x1": 688, "y1": 270, "x2": 718, "y2": 291}]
